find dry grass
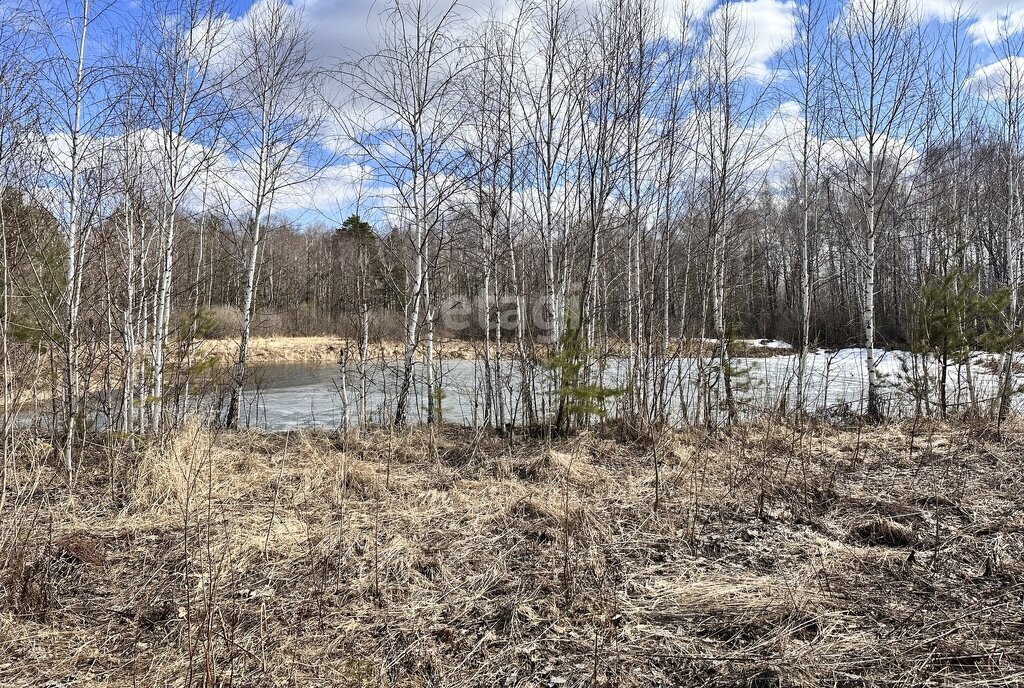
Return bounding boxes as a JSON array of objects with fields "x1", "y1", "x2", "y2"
[
  {"x1": 195, "y1": 336, "x2": 534, "y2": 364},
  {"x1": 195, "y1": 335, "x2": 799, "y2": 365},
  {"x1": 198, "y1": 335, "x2": 405, "y2": 363},
  {"x1": 1, "y1": 420, "x2": 1023, "y2": 686}
]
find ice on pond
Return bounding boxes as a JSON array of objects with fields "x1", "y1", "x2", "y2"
[{"x1": 219, "y1": 345, "x2": 1018, "y2": 429}]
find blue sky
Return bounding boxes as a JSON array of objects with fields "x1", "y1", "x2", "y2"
[{"x1": 15, "y1": 0, "x2": 1024, "y2": 226}]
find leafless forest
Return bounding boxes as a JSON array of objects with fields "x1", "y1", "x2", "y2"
[
  {"x1": 3, "y1": 0, "x2": 1024, "y2": 442},
  {"x1": 2, "y1": 0, "x2": 1024, "y2": 685}
]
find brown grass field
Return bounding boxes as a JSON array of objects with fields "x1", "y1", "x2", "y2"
[
  {"x1": 197, "y1": 336, "x2": 513, "y2": 364},
  {"x1": 194, "y1": 335, "x2": 796, "y2": 365},
  {"x1": 1, "y1": 420, "x2": 1022, "y2": 686}
]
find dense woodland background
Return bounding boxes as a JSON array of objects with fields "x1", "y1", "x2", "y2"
[{"x1": 2, "y1": 0, "x2": 1024, "y2": 469}]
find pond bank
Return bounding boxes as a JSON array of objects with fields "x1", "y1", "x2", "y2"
[{"x1": 196, "y1": 335, "x2": 798, "y2": 365}]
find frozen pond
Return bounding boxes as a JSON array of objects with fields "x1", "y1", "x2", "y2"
[{"x1": 229, "y1": 348, "x2": 1016, "y2": 429}]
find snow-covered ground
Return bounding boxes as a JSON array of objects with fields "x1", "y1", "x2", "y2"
[{"x1": 725, "y1": 347, "x2": 1009, "y2": 418}]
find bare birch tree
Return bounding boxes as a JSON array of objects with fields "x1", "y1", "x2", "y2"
[
  {"x1": 33, "y1": 0, "x2": 117, "y2": 476},
  {"x1": 783, "y1": 0, "x2": 828, "y2": 417},
  {"x1": 0, "y1": 6, "x2": 40, "y2": 506},
  {"x1": 339, "y1": 0, "x2": 472, "y2": 425},
  {"x1": 140, "y1": 0, "x2": 229, "y2": 432},
  {"x1": 829, "y1": 0, "x2": 925, "y2": 420},
  {"x1": 987, "y1": 22, "x2": 1024, "y2": 421},
  {"x1": 693, "y1": 0, "x2": 775, "y2": 425},
  {"x1": 515, "y1": 0, "x2": 587, "y2": 425},
  {"x1": 223, "y1": 0, "x2": 324, "y2": 428}
]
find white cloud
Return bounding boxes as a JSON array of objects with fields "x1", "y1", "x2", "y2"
[
  {"x1": 275, "y1": 161, "x2": 374, "y2": 221},
  {"x1": 917, "y1": 0, "x2": 1024, "y2": 45},
  {"x1": 704, "y1": 0, "x2": 799, "y2": 81},
  {"x1": 190, "y1": 0, "x2": 796, "y2": 223},
  {"x1": 966, "y1": 55, "x2": 1024, "y2": 100},
  {"x1": 276, "y1": 0, "x2": 795, "y2": 78},
  {"x1": 966, "y1": 7, "x2": 1024, "y2": 46}
]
